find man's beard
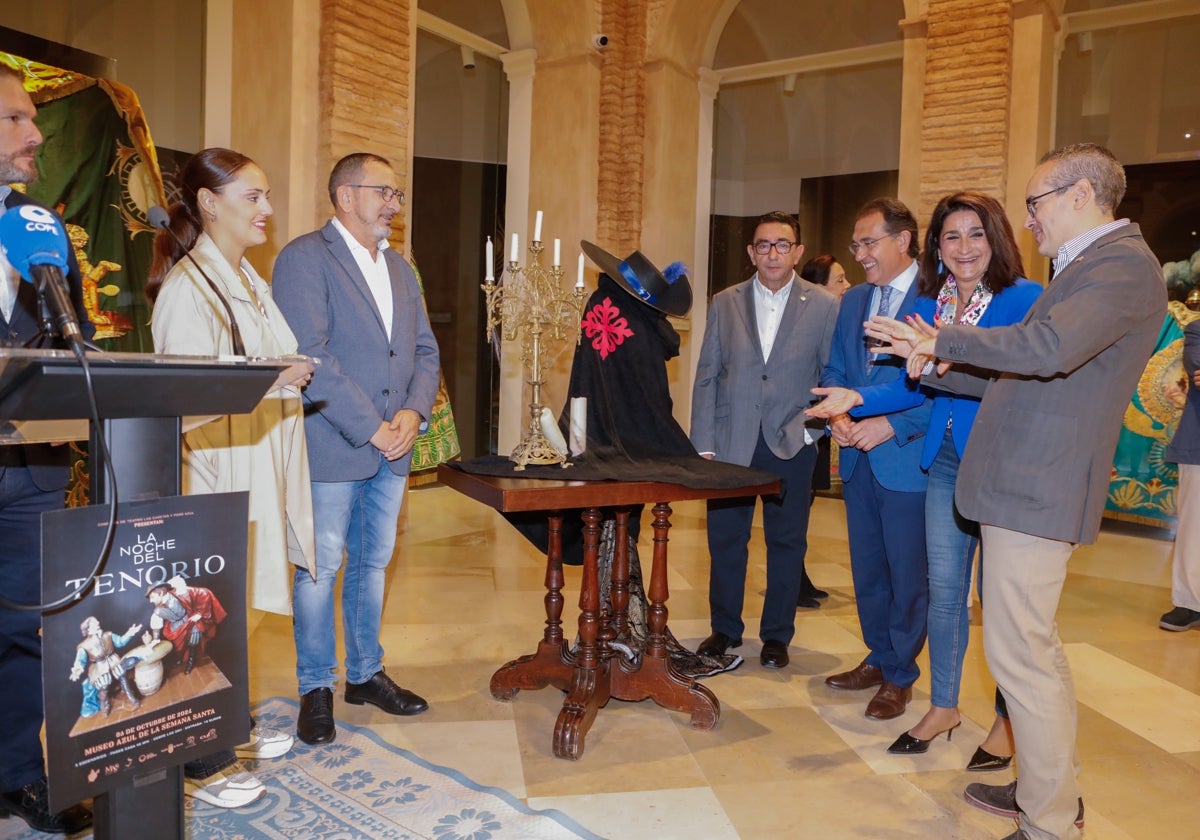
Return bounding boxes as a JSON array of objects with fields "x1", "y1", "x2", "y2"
[{"x1": 0, "y1": 150, "x2": 36, "y2": 184}]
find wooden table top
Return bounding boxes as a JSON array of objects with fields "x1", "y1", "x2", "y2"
[{"x1": 438, "y1": 463, "x2": 781, "y2": 513}]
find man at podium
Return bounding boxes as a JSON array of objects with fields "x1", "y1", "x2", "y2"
[{"x1": 0, "y1": 64, "x2": 96, "y2": 835}]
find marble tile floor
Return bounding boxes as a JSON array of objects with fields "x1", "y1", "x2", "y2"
[{"x1": 245, "y1": 484, "x2": 1199, "y2": 840}]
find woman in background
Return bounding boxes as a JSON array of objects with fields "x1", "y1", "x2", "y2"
[
  {"x1": 807, "y1": 193, "x2": 1040, "y2": 764},
  {"x1": 800, "y1": 253, "x2": 851, "y2": 300},
  {"x1": 796, "y1": 254, "x2": 850, "y2": 606},
  {"x1": 147, "y1": 148, "x2": 316, "y2": 807}
]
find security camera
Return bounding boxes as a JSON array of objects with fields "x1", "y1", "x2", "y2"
[
  {"x1": 460, "y1": 45, "x2": 476, "y2": 71},
  {"x1": 593, "y1": 34, "x2": 609, "y2": 50}
]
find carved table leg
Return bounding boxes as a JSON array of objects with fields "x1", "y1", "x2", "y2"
[
  {"x1": 610, "y1": 508, "x2": 631, "y2": 639},
  {"x1": 490, "y1": 510, "x2": 573, "y2": 700},
  {"x1": 553, "y1": 506, "x2": 611, "y2": 759},
  {"x1": 609, "y1": 501, "x2": 720, "y2": 730}
]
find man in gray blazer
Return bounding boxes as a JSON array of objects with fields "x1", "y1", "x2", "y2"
[
  {"x1": 273, "y1": 153, "x2": 440, "y2": 746},
  {"x1": 869, "y1": 144, "x2": 1166, "y2": 840},
  {"x1": 691, "y1": 211, "x2": 838, "y2": 669}
]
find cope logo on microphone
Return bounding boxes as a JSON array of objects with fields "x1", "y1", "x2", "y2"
[{"x1": 15, "y1": 204, "x2": 62, "y2": 235}]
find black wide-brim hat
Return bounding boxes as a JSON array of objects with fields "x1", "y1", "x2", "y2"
[{"x1": 580, "y1": 240, "x2": 692, "y2": 317}]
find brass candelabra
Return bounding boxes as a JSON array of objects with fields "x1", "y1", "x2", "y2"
[{"x1": 483, "y1": 238, "x2": 587, "y2": 469}]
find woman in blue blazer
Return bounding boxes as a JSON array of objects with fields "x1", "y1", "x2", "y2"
[{"x1": 808, "y1": 192, "x2": 1041, "y2": 765}]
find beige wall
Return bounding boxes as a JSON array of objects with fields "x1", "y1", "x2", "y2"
[{"x1": 11, "y1": 0, "x2": 1198, "y2": 452}]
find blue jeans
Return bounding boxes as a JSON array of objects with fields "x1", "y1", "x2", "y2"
[
  {"x1": 294, "y1": 459, "x2": 407, "y2": 695},
  {"x1": 925, "y1": 428, "x2": 979, "y2": 708}
]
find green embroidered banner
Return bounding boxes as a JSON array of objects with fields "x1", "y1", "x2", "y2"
[{"x1": 1106, "y1": 301, "x2": 1196, "y2": 526}]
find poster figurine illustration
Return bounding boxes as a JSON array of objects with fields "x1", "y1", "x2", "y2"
[{"x1": 41, "y1": 493, "x2": 249, "y2": 812}]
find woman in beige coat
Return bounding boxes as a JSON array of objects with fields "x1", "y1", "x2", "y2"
[{"x1": 146, "y1": 147, "x2": 315, "y2": 808}]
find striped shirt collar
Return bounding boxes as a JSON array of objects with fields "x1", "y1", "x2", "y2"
[{"x1": 1052, "y1": 218, "x2": 1129, "y2": 274}]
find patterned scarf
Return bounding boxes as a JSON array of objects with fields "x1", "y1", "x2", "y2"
[{"x1": 934, "y1": 273, "x2": 992, "y2": 326}]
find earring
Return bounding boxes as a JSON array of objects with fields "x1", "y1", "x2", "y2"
[
  {"x1": 205, "y1": 210, "x2": 217, "y2": 223},
  {"x1": 937, "y1": 256, "x2": 944, "y2": 276}
]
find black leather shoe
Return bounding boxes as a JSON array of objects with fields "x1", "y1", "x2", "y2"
[
  {"x1": 297, "y1": 687, "x2": 336, "y2": 744},
  {"x1": 345, "y1": 669, "x2": 429, "y2": 716},
  {"x1": 696, "y1": 631, "x2": 742, "y2": 657},
  {"x1": 0, "y1": 776, "x2": 92, "y2": 834},
  {"x1": 966, "y1": 745, "x2": 1013, "y2": 771},
  {"x1": 796, "y1": 595, "x2": 821, "y2": 609},
  {"x1": 760, "y1": 640, "x2": 789, "y2": 669},
  {"x1": 800, "y1": 573, "x2": 829, "y2": 602}
]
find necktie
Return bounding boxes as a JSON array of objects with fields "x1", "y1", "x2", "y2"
[
  {"x1": 867, "y1": 285, "x2": 896, "y2": 372},
  {"x1": 876, "y1": 284, "x2": 896, "y2": 318}
]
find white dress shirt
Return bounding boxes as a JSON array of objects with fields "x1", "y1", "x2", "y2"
[
  {"x1": 753, "y1": 271, "x2": 794, "y2": 362},
  {"x1": 331, "y1": 217, "x2": 394, "y2": 340}
]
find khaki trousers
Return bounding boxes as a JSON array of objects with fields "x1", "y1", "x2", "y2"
[
  {"x1": 980, "y1": 524, "x2": 1082, "y2": 840},
  {"x1": 1172, "y1": 464, "x2": 1200, "y2": 612}
]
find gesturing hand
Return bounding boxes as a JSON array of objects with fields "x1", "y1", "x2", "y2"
[
  {"x1": 864, "y1": 314, "x2": 937, "y2": 360},
  {"x1": 806, "y1": 387, "x2": 864, "y2": 419}
]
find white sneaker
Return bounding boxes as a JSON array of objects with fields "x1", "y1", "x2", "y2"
[
  {"x1": 184, "y1": 769, "x2": 266, "y2": 809},
  {"x1": 235, "y1": 725, "x2": 294, "y2": 760}
]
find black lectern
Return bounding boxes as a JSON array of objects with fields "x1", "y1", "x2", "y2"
[{"x1": 0, "y1": 348, "x2": 286, "y2": 840}]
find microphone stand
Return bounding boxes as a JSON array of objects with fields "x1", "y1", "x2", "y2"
[{"x1": 177, "y1": 248, "x2": 246, "y2": 357}]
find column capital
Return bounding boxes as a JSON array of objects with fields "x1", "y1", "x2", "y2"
[
  {"x1": 501, "y1": 48, "x2": 538, "y2": 81},
  {"x1": 698, "y1": 66, "x2": 720, "y2": 100}
]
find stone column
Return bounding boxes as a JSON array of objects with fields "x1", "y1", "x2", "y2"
[
  {"x1": 900, "y1": 0, "x2": 1063, "y2": 281},
  {"x1": 497, "y1": 47, "x2": 537, "y2": 454},
  {"x1": 1008, "y1": 0, "x2": 1064, "y2": 280},
  {"x1": 916, "y1": 0, "x2": 1016, "y2": 222}
]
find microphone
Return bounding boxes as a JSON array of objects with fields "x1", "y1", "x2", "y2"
[
  {"x1": 148, "y1": 205, "x2": 246, "y2": 357},
  {"x1": 0, "y1": 204, "x2": 83, "y2": 347}
]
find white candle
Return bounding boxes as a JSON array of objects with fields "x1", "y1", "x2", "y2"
[
  {"x1": 510, "y1": 232, "x2": 519, "y2": 262},
  {"x1": 576, "y1": 253, "x2": 585, "y2": 288},
  {"x1": 485, "y1": 236, "x2": 494, "y2": 280},
  {"x1": 533, "y1": 210, "x2": 543, "y2": 243},
  {"x1": 553, "y1": 238, "x2": 561, "y2": 267},
  {"x1": 569, "y1": 397, "x2": 587, "y2": 456}
]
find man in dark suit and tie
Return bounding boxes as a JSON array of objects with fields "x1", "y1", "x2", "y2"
[
  {"x1": 821, "y1": 198, "x2": 930, "y2": 721},
  {"x1": 274, "y1": 153, "x2": 440, "y2": 746},
  {"x1": 691, "y1": 211, "x2": 839, "y2": 669},
  {"x1": 0, "y1": 64, "x2": 94, "y2": 834},
  {"x1": 868, "y1": 144, "x2": 1166, "y2": 840}
]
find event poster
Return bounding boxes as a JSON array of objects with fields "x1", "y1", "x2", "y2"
[{"x1": 41, "y1": 493, "x2": 249, "y2": 811}]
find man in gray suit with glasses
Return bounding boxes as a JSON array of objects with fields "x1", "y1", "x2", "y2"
[
  {"x1": 274, "y1": 152, "x2": 440, "y2": 747},
  {"x1": 691, "y1": 211, "x2": 838, "y2": 670},
  {"x1": 867, "y1": 143, "x2": 1166, "y2": 840}
]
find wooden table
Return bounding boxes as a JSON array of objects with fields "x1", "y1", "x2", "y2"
[{"x1": 438, "y1": 465, "x2": 780, "y2": 760}]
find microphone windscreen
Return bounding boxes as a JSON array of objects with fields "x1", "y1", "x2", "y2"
[
  {"x1": 0, "y1": 204, "x2": 70, "y2": 280},
  {"x1": 147, "y1": 205, "x2": 170, "y2": 229}
]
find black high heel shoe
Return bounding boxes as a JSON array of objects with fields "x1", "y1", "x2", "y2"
[
  {"x1": 886, "y1": 722, "x2": 960, "y2": 755},
  {"x1": 965, "y1": 745, "x2": 1013, "y2": 771}
]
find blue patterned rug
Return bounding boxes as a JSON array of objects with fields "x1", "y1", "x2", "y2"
[{"x1": 1, "y1": 697, "x2": 603, "y2": 840}]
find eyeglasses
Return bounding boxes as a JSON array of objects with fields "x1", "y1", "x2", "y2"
[
  {"x1": 1025, "y1": 184, "x2": 1070, "y2": 217},
  {"x1": 752, "y1": 240, "x2": 796, "y2": 255},
  {"x1": 848, "y1": 232, "x2": 897, "y2": 256},
  {"x1": 346, "y1": 184, "x2": 405, "y2": 204}
]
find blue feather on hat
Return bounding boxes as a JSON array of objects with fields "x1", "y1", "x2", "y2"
[{"x1": 663, "y1": 262, "x2": 689, "y2": 286}]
